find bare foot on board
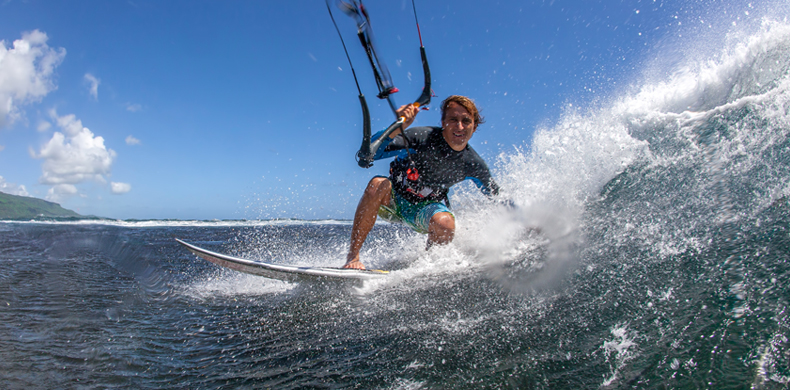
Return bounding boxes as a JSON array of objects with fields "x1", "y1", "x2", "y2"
[{"x1": 343, "y1": 258, "x2": 366, "y2": 270}]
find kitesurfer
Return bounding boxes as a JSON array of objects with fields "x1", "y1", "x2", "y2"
[{"x1": 344, "y1": 95, "x2": 500, "y2": 270}]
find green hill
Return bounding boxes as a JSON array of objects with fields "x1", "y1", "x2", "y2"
[{"x1": 0, "y1": 191, "x2": 82, "y2": 220}]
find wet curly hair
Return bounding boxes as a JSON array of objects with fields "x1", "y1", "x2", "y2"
[{"x1": 440, "y1": 95, "x2": 485, "y2": 128}]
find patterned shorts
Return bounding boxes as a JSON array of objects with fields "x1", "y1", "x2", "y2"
[{"x1": 378, "y1": 186, "x2": 453, "y2": 234}]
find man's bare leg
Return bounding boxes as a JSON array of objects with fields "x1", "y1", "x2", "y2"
[
  {"x1": 344, "y1": 177, "x2": 392, "y2": 269},
  {"x1": 426, "y1": 212, "x2": 455, "y2": 249}
]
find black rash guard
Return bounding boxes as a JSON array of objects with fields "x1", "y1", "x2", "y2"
[{"x1": 372, "y1": 126, "x2": 499, "y2": 204}]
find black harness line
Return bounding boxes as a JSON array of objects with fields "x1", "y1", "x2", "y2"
[{"x1": 327, "y1": 0, "x2": 432, "y2": 168}]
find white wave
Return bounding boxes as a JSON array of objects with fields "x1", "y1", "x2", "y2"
[
  {"x1": 183, "y1": 271, "x2": 296, "y2": 299},
  {"x1": 418, "y1": 15, "x2": 790, "y2": 294},
  {"x1": 625, "y1": 18, "x2": 790, "y2": 116}
]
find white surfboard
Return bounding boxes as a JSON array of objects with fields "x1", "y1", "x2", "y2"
[{"x1": 176, "y1": 238, "x2": 389, "y2": 282}]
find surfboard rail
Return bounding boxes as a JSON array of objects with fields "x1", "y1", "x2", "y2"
[{"x1": 175, "y1": 238, "x2": 388, "y2": 282}]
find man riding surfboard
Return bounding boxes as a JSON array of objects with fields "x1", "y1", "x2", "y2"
[{"x1": 344, "y1": 95, "x2": 500, "y2": 269}]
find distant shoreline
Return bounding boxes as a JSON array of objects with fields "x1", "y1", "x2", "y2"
[
  {"x1": 0, "y1": 192, "x2": 355, "y2": 224},
  {"x1": 0, "y1": 191, "x2": 84, "y2": 220}
]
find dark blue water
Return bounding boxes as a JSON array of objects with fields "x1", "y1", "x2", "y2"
[
  {"x1": 2, "y1": 10, "x2": 790, "y2": 390},
  {"x1": 2, "y1": 203, "x2": 788, "y2": 388}
]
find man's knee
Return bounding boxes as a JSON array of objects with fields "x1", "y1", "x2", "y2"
[
  {"x1": 427, "y1": 212, "x2": 455, "y2": 247},
  {"x1": 362, "y1": 177, "x2": 392, "y2": 205},
  {"x1": 366, "y1": 177, "x2": 391, "y2": 193},
  {"x1": 430, "y1": 212, "x2": 455, "y2": 233}
]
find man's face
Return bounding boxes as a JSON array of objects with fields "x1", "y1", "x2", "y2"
[{"x1": 441, "y1": 102, "x2": 476, "y2": 151}]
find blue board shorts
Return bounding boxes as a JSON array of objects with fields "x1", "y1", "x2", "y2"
[{"x1": 377, "y1": 184, "x2": 453, "y2": 234}]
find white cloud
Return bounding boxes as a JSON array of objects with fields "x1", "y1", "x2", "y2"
[
  {"x1": 0, "y1": 30, "x2": 66, "y2": 128},
  {"x1": 37, "y1": 120, "x2": 51, "y2": 132},
  {"x1": 125, "y1": 135, "x2": 140, "y2": 145},
  {"x1": 125, "y1": 103, "x2": 142, "y2": 112},
  {"x1": 110, "y1": 182, "x2": 131, "y2": 194},
  {"x1": 0, "y1": 145, "x2": 4, "y2": 152},
  {"x1": 84, "y1": 73, "x2": 100, "y2": 100},
  {"x1": 0, "y1": 176, "x2": 29, "y2": 196},
  {"x1": 46, "y1": 183, "x2": 77, "y2": 202},
  {"x1": 32, "y1": 110, "x2": 116, "y2": 190}
]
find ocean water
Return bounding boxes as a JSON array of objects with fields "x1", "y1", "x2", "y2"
[{"x1": 3, "y1": 13, "x2": 790, "y2": 390}]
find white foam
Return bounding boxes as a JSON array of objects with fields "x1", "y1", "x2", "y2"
[
  {"x1": 182, "y1": 271, "x2": 296, "y2": 299},
  {"x1": 619, "y1": 18, "x2": 790, "y2": 116},
  {"x1": 601, "y1": 323, "x2": 639, "y2": 387},
  {"x1": 754, "y1": 333, "x2": 790, "y2": 386}
]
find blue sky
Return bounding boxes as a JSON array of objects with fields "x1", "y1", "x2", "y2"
[{"x1": 0, "y1": 0, "x2": 761, "y2": 220}]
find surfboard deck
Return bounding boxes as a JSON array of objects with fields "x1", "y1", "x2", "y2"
[{"x1": 176, "y1": 238, "x2": 389, "y2": 282}]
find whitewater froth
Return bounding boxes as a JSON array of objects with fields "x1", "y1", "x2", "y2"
[{"x1": 439, "y1": 14, "x2": 790, "y2": 298}]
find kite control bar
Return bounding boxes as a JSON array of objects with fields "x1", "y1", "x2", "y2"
[
  {"x1": 358, "y1": 44, "x2": 431, "y2": 168},
  {"x1": 327, "y1": 0, "x2": 432, "y2": 168}
]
